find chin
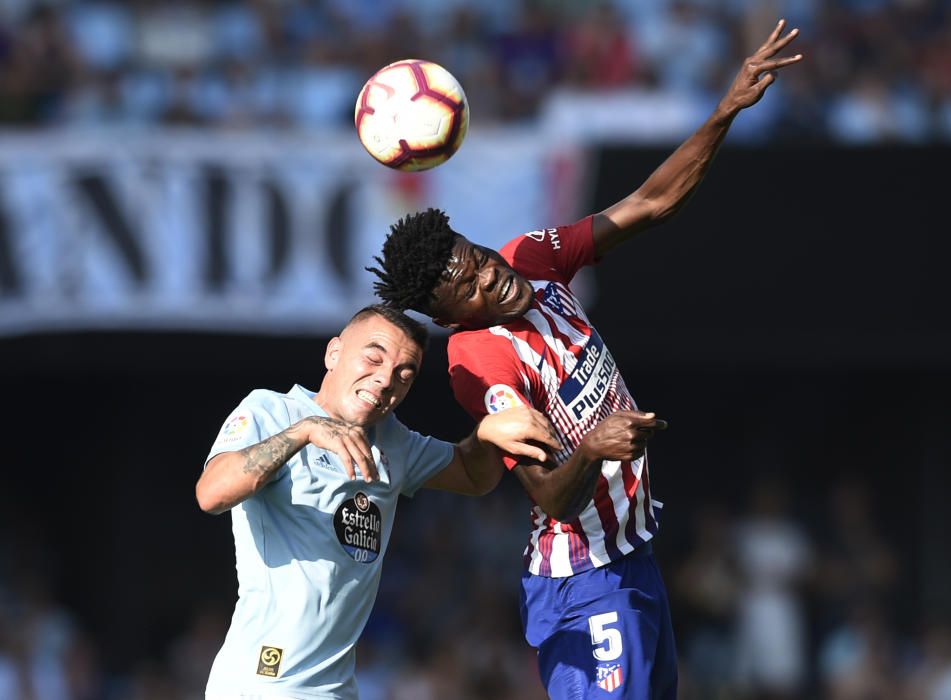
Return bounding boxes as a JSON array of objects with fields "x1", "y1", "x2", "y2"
[
  {"x1": 512, "y1": 292, "x2": 533, "y2": 318},
  {"x1": 342, "y1": 405, "x2": 376, "y2": 427}
]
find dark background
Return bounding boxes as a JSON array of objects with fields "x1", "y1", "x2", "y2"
[{"x1": 2, "y1": 144, "x2": 949, "y2": 681}]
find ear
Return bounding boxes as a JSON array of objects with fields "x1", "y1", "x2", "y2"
[{"x1": 325, "y1": 336, "x2": 342, "y2": 371}]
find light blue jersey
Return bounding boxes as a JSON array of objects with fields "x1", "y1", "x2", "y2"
[{"x1": 203, "y1": 384, "x2": 455, "y2": 699}]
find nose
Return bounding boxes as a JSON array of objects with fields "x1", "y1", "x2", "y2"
[
  {"x1": 479, "y1": 264, "x2": 499, "y2": 291},
  {"x1": 371, "y1": 364, "x2": 393, "y2": 390}
]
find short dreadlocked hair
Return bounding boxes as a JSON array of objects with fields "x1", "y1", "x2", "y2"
[{"x1": 366, "y1": 208, "x2": 457, "y2": 314}]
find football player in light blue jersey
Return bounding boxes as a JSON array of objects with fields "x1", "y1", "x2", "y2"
[{"x1": 196, "y1": 304, "x2": 559, "y2": 700}]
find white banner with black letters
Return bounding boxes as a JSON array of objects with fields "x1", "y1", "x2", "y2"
[{"x1": 0, "y1": 129, "x2": 586, "y2": 336}]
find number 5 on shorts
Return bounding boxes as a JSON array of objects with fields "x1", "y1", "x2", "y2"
[{"x1": 588, "y1": 611, "x2": 622, "y2": 661}]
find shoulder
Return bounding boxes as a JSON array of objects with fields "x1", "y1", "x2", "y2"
[
  {"x1": 499, "y1": 218, "x2": 595, "y2": 282},
  {"x1": 499, "y1": 218, "x2": 593, "y2": 255},
  {"x1": 447, "y1": 328, "x2": 514, "y2": 365},
  {"x1": 234, "y1": 389, "x2": 299, "y2": 426},
  {"x1": 377, "y1": 414, "x2": 453, "y2": 459},
  {"x1": 374, "y1": 413, "x2": 405, "y2": 442},
  {"x1": 241, "y1": 388, "x2": 287, "y2": 411}
]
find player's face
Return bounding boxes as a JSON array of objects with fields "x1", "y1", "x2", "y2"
[
  {"x1": 430, "y1": 236, "x2": 533, "y2": 329},
  {"x1": 318, "y1": 315, "x2": 422, "y2": 427}
]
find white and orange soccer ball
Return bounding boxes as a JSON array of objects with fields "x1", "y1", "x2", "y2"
[{"x1": 354, "y1": 59, "x2": 469, "y2": 172}]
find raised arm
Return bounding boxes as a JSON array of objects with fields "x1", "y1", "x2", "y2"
[
  {"x1": 196, "y1": 416, "x2": 376, "y2": 515},
  {"x1": 423, "y1": 404, "x2": 561, "y2": 496},
  {"x1": 592, "y1": 19, "x2": 803, "y2": 257},
  {"x1": 512, "y1": 410, "x2": 667, "y2": 522}
]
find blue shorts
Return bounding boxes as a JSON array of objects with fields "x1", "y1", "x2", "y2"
[{"x1": 519, "y1": 543, "x2": 677, "y2": 699}]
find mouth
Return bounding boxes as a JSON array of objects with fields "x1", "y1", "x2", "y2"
[
  {"x1": 356, "y1": 389, "x2": 382, "y2": 409},
  {"x1": 498, "y1": 275, "x2": 515, "y2": 304}
]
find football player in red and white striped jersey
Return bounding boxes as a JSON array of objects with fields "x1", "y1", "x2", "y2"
[{"x1": 369, "y1": 20, "x2": 802, "y2": 699}]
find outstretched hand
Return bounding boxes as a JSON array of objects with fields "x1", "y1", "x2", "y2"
[
  {"x1": 477, "y1": 404, "x2": 561, "y2": 463},
  {"x1": 720, "y1": 19, "x2": 802, "y2": 114}
]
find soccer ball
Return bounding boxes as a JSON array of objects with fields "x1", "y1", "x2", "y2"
[{"x1": 354, "y1": 59, "x2": 469, "y2": 172}]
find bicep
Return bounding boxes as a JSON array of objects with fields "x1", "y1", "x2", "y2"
[
  {"x1": 421, "y1": 447, "x2": 480, "y2": 495},
  {"x1": 200, "y1": 451, "x2": 237, "y2": 481},
  {"x1": 510, "y1": 460, "x2": 550, "y2": 502}
]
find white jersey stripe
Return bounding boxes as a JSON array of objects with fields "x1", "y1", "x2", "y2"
[
  {"x1": 549, "y1": 522, "x2": 571, "y2": 574},
  {"x1": 576, "y1": 487, "x2": 611, "y2": 568},
  {"x1": 541, "y1": 297, "x2": 590, "y2": 347},
  {"x1": 526, "y1": 506, "x2": 547, "y2": 573},
  {"x1": 632, "y1": 476, "x2": 649, "y2": 542},
  {"x1": 490, "y1": 326, "x2": 562, "y2": 398},
  {"x1": 523, "y1": 307, "x2": 578, "y2": 375},
  {"x1": 605, "y1": 458, "x2": 635, "y2": 555}
]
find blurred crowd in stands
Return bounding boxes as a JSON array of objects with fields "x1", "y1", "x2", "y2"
[
  {"x1": 2, "y1": 472, "x2": 950, "y2": 699},
  {"x1": 0, "y1": 0, "x2": 950, "y2": 142}
]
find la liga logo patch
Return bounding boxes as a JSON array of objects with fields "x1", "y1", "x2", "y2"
[
  {"x1": 220, "y1": 413, "x2": 250, "y2": 443},
  {"x1": 484, "y1": 384, "x2": 522, "y2": 413}
]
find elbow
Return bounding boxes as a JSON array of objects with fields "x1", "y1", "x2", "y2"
[
  {"x1": 468, "y1": 468, "x2": 503, "y2": 497},
  {"x1": 472, "y1": 477, "x2": 500, "y2": 497},
  {"x1": 531, "y1": 490, "x2": 577, "y2": 522},
  {"x1": 547, "y1": 501, "x2": 582, "y2": 523},
  {"x1": 537, "y1": 485, "x2": 589, "y2": 522},
  {"x1": 195, "y1": 479, "x2": 230, "y2": 515}
]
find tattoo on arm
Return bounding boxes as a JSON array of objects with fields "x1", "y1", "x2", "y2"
[{"x1": 237, "y1": 416, "x2": 345, "y2": 479}]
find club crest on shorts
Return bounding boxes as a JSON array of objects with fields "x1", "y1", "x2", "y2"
[
  {"x1": 256, "y1": 646, "x2": 283, "y2": 677},
  {"x1": 484, "y1": 384, "x2": 522, "y2": 413},
  {"x1": 333, "y1": 491, "x2": 381, "y2": 563},
  {"x1": 596, "y1": 663, "x2": 624, "y2": 692}
]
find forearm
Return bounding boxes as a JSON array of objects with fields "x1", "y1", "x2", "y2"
[
  {"x1": 513, "y1": 445, "x2": 601, "y2": 522},
  {"x1": 196, "y1": 421, "x2": 312, "y2": 514},
  {"x1": 596, "y1": 106, "x2": 737, "y2": 253},
  {"x1": 632, "y1": 106, "x2": 736, "y2": 221},
  {"x1": 453, "y1": 429, "x2": 506, "y2": 496}
]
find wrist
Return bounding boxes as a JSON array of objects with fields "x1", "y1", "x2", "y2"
[
  {"x1": 575, "y1": 439, "x2": 598, "y2": 465},
  {"x1": 712, "y1": 101, "x2": 740, "y2": 125},
  {"x1": 474, "y1": 417, "x2": 496, "y2": 446}
]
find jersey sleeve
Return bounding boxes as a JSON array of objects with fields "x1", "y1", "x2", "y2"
[
  {"x1": 391, "y1": 420, "x2": 456, "y2": 498},
  {"x1": 499, "y1": 216, "x2": 595, "y2": 285},
  {"x1": 448, "y1": 334, "x2": 536, "y2": 471},
  {"x1": 204, "y1": 390, "x2": 291, "y2": 481}
]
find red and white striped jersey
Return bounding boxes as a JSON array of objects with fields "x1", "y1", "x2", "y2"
[{"x1": 448, "y1": 217, "x2": 662, "y2": 578}]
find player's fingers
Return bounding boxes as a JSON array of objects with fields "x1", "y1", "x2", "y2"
[
  {"x1": 755, "y1": 19, "x2": 785, "y2": 53},
  {"x1": 629, "y1": 416, "x2": 668, "y2": 431},
  {"x1": 344, "y1": 434, "x2": 377, "y2": 482},
  {"x1": 529, "y1": 420, "x2": 562, "y2": 451},
  {"x1": 761, "y1": 28, "x2": 799, "y2": 56},
  {"x1": 347, "y1": 427, "x2": 375, "y2": 462},
  {"x1": 615, "y1": 410, "x2": 654, "y2": 420},
  {"x1": 506, "y1": 440, "x2": 550, "y2": 463},
  {"x1": 769, "y1": 18, "x2": 785, "y2": 42},
  {"x1": 626, "y1": 411, "x2": 659, "y2": 424},
  {"x1": 761, "y1": 54, "x2": 803, "y2": 72},
  {"x1": 332, "y1": 445, "x2": 357, "y2": 481}
]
